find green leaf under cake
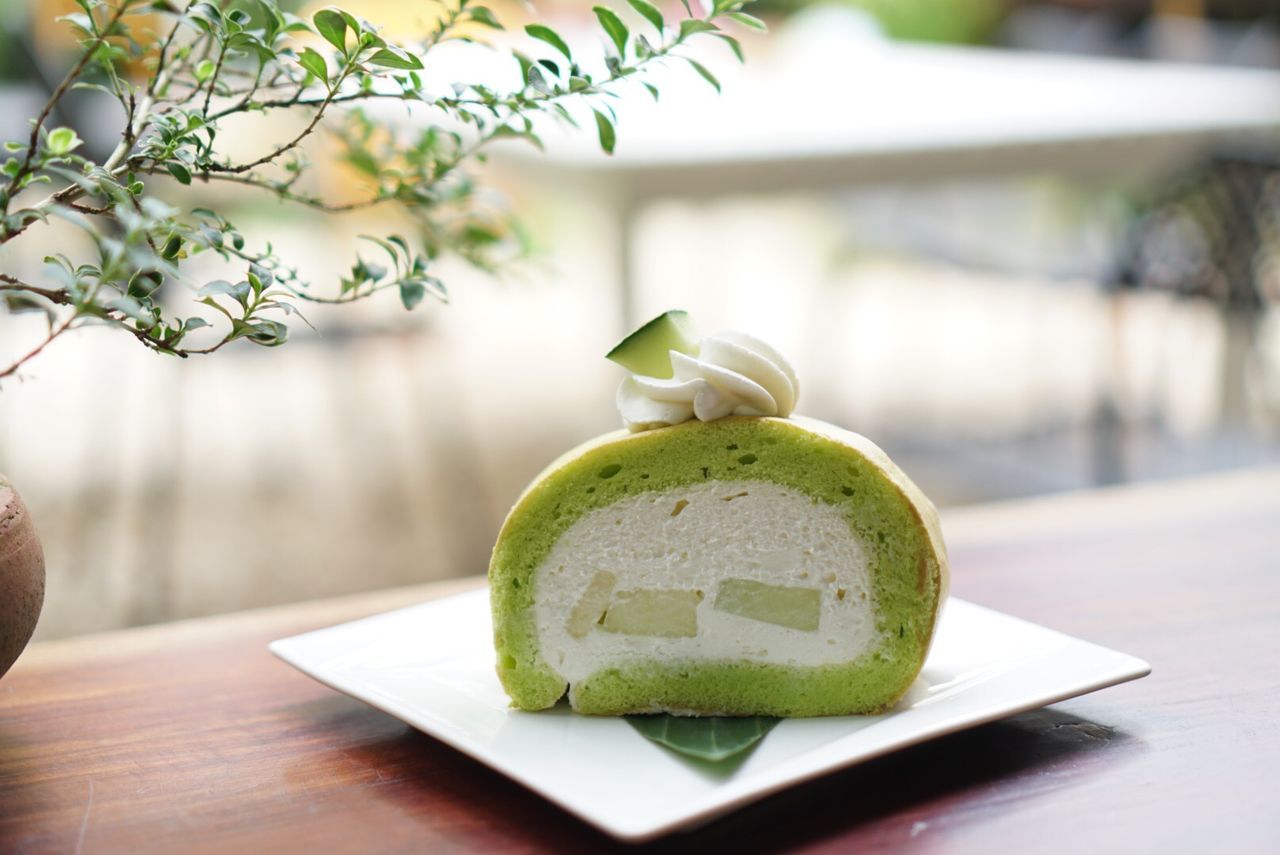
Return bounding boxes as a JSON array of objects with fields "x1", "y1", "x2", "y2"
[{"x1": 625, "y1": 714, "x2": 780, "y2": 762}]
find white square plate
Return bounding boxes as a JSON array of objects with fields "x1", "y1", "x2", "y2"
[{"x1": 270, "y1": 589, "x2": 1149, "y2": 842}]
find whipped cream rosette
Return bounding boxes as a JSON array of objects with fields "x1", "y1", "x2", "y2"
[{"x1": 617, "y1": 331, "x2": 799, "y2": 430}]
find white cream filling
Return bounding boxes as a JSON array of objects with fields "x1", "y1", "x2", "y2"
[{"x1": 533, "y1": 481, "x2": 879, "y2": 684}]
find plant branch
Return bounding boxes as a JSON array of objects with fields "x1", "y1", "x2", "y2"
[
  {"x1": 217, "y1": 60, "x2": 268, "y2": 119},
  {"x1": 0, "y1": 313, "x2": 75, "y2": 380},
  {"x1": 165, "y1": 167, "x2": 388, "y2": 211},
  {"x1": 2, "y1": 0, "x2": 758, "y2": 381},
  {"x1": 1, "y1": 3, "x2": 131, "y2": 208},
  {"x1": 0, "y1": 274, "x2": 74, "y2": 304},
  {"x1": 205, "y1": 87, "x2": 407, "y2": 120},
  {"x1": 113, "y1": 317, "x2": 230, "y2": 357},
  {"x1": 201, "y1": 42, "x2": 230, "y2": 117},
  {"x1": 287, "y1": 282, "x2": 398, "y2": 304},
  {"x1": 148, "y1": 2, "x2": 190, "y2": 95},
  {"x1": 208, "y1": 64, "x2": 352, "y2": 175}
]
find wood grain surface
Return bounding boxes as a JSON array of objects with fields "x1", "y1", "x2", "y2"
[{"x1": 2, "y1": 468, "x2": 1279, "y2": 853}]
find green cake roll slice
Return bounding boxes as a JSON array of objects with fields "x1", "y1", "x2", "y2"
[{"x1": 488, "y1": 415, "x2": 948, "y2": 717}]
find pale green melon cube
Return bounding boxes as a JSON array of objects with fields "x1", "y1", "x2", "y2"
[
  {"x1": 600, "y1": 589, "x2": 703, "y2": 637},
  {"x1": 566, "y1": 571, "x2": 616, "y2": 638},
  {"x1": 714, "y1": 578, "x2": 822, "y2": 631}
]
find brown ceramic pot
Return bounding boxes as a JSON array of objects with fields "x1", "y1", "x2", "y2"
[{"x1": 1, "y1": 476, "x2": 44, "y2": 679}]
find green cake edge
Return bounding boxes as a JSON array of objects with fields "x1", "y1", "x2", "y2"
[{"x1": 487, "y1": 415, "x2": 949, "y2": 716}]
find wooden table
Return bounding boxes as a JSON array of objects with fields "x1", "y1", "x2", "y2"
[{"x1": 3, "y1": 467, "x2": 1278, "y2": 852}]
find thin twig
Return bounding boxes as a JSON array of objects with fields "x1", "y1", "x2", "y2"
[
  {"x1": 286, "y1": 281, "x2": 398, "y2": 304},
  {"x1": 0, "y1": 314, "x2": 75, "y2": 380},
  {"x1": 206, "y1": 87, "x2": 408, "y2": 119},
  {"x1": 66, "y1": 202, "x2": 112, "y2": 215},
  {"x1": 148, "y1": 3, "x2": 189, "y2": 97},
  {"x1": 0, "y1": 273, "x2": 74, "y2": 304},
  {"x1": 216, "y1": 59, "x2": 268, "y2": 119},
  {"x1": 112, "y1": 317, "x2": 228, "y2": 357},
  {"x1": 201, "y1": 42, "x2": 229, "y2": 117},
  {"x1": 139, "y1": 166, "x2": 388, "y2": 211},
  {"x1": 206, "y1": 64, "x2": 352, "y2": 174}
]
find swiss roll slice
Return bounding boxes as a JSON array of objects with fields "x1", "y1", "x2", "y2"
[{"x1": 489, "y1": 415, "x2": 948, "y2": 716}]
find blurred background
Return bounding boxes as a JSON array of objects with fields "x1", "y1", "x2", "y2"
[{"x1": 1, "y1": 0, "x2": 1278, "y2": 640}]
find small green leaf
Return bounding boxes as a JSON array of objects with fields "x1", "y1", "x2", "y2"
[
  {"x1": 166, "y1": 162, "x2": 192, "y2": 185},
  {"x1": 593, "y1": 7, "x2": 629, "y2": 56},
  {"x1": 231, "y1": 318, "x2": 288, "y2": 346},
  {"x1": 467, "y1": 6, "x2": 503, "y2": 29},
  {"x1": 399, "y1": 279, "x2": 426, "y2": 310},
  {"x1": 678, "y1": 19, "x2": 718, "y2": 40},
  {"x1": 625, "y1": 716, "x2": 780, "y2": 762},
  {"x1": 592, "y1": 108, "x2": 615, "y2": 154},
  {"x1": 107, "y1": 296, "x2": 150, "y2": 323},
  {"x1": 46, "y1": 127, "x2": 82, "y2": 156},
  {"x1": 338, "y1": 9, "x2": 360, "y2": 36},
  {"x1": 525, "y1": 24, "x2": 572, "y2": 60},
  {"x1": 367, "y1": 47, "x2": 423, "y2": 70},
  {"x1": 197, "y1": 279, "x2": 250, "y2": 306},
  {"x1": 685, "y1": 58, "x2": 720, "y2": 92},
  {"x1": 297, "y1": 46, "x2": 327, "y2": 82},
  {"x1": 513, "y1": 50, "x2": 533, "y2": 85},
  {"x1": 2, "y1": 293, "x2": 55, "y2": 323},
  {"x1": 247, "y1": 319, "x2": 288, "y2": 346},
  {"x1": 199, "y1": 297, "x2": 234, "y2": 319},
  {"x1": 70, "y1": 81, "x2": 118, "y2": 98},
  {"x1": 728, "y1": 11, "x2": 768, "y2": 32},
  {"x1": 626, "y1": 0, "x2": 664, "y2": 33},
  {"x1": 550, "y1": 102, "x2": 579, "y2": 127},
  {"x1": 717, "y1": 33, "x2": 744, "y2": 63},
  {"x1": 57, "y1": 11, "x2": 95, "y2": 38},
  {"x1": 525, "y1": 64, "x2": 550, "y2": 94},
  {"x1": 344, "y1": 146, "x2": 380, "y2": 177},
  {"x1": 643, "y1": 81, "x2": 660, "y2": 102},
  {"x1": 249, "y1": 262, "x2": 273, "y2": 290},
  {"x1": 313, "y1": 8, "x2": 348, "y2": 52},
  {"x1": 194, "y1": 59, "x2": 216, "y2": 82},
  {"x1": 360, "y1": 259, "x2": 388, "y2": 281}
]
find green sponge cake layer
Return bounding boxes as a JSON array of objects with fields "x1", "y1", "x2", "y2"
[{"x1": 488, "y1": 416, "x2": 948, "y2": 716}]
